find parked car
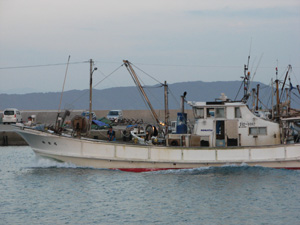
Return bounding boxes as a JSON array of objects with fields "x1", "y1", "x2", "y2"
[
  {"x1": 2, "y1": 108, "x2": 22, "y2": 124},
  {"x1": 81, "y1": 111, "x2": 97, "y2": 120},
  {"x1": 107, "y1": 110, "x2": 123, "y2": 121}
]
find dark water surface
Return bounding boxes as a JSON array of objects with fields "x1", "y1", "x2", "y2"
[{"x1": 1, "y1": 146, "x2": 300, "y2": 225}]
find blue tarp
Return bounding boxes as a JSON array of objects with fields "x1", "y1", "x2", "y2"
[
  {"x1": 126, "y1": 124, "x2": 138, "y2": 128},
  {"x1": 92, "y1": 120, "x2": 108, "y2": 127}
]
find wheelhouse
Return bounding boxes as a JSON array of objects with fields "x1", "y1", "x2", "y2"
[{"x1": 188, "y1": 100, "x2": 280, "y2": 147}]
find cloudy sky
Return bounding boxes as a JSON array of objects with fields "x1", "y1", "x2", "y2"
[{"x1": 0, "y1": 0, "x2": 299, "y2": 94}]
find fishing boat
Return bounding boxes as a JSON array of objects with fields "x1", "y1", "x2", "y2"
[{"x1": 15, "y1": 60, "x2": 300, "y2": 172}]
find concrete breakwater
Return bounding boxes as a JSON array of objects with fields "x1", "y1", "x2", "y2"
[
  {"x1": 0, "y1": 131, "x2": 28, "y2": 146},
  {"x1": 0, "y1": 124, "x2": 27, "y2": 146},
  {"x1": 1, "y1": 109, "x2": 193, "y2": 146},
  {"x1": 18, "y1": 109, "x2": 193, "y2": 125}
]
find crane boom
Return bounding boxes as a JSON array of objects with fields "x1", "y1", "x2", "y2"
[{"x1": 123, "y1": 60, "x2": 160, "y2": 125}]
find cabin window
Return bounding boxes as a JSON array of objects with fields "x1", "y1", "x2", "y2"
[
  {"x1": 249, "y1": 127, "x2": 267, "y2": 135},
  {"x1": 193, "y1": 107, "x2": 204, "y2": 119},
  {"x1": 215, "y1": 108, "x2": 225, "y2": 118},
  {"x1": 207, "y1": 108, "x2": 215, "y2": 117},
  {"x1": 235, "y1": 107, "x2": 241, "y2": 118}
]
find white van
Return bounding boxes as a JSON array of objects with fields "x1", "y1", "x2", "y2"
[
  {"x1": 107, "y1": 110, "x2": 123, "y2": 121},
  {"x1": 2, "y1": 108, "x2": 22, "y2": 124}
]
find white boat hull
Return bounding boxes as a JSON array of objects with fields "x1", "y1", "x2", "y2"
[{"x1": 17, "y1": 128, "x2": 300, "y2": 172}]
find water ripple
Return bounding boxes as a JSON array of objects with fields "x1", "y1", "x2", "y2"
[{"x1": 1, "y1": 146, "x2": 299, "y2": 225}]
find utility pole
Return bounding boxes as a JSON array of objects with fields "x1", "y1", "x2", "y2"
[
  {"x1": 88, "y1": 59, "x2": 93, "y2": 134},
  {"x1": 88, "y1": 59, "x2": 97, "y2": 135}
]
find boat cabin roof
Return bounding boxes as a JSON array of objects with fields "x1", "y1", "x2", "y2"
[{"x1": 188, "y1": 101, "x2": 245, "y2": 107}]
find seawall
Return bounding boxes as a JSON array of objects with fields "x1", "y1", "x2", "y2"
[
  {"x1": 0, "y1": 109, "x2": 194, "y2": 146},
  {"x1": 18, "y1": 109, "x2": 193, "y2": 125}
]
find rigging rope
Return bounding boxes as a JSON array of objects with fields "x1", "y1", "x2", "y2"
[
  {"x1": 278, "y1": 65, "x2": 290, "y2": 80},
  {"x1": 291, "y1": 92, "x2": 300, "y2": 103},
  {"x1": 1, "y1": 60, "x2": 299, "y2": 71},
  {"x1": 127, "y1": 62, "x2": 167, "y2": 113},
  {"x1": 247, "y1": 53, "x2": 263, "y2": 96},
  {"x1": 291, "y1": 70, "x2": 299, "y2": 86},
  {"x1": 168, "y1": 87, "x2": 180, "y2": 108},
  {"x1": 257, "y1": 98, "x2": 269, "y2": 110},
  {"x1": 93, "y1": 64, "x2": 124, "y2": 89},
  {"x1": 0, "y1": 61, "x2": 88, "y2": 70},
  {"x1": 131, "y1": 63, "x2": 163, "y2": 85},
  {"x1": 58, "y1": 55, "x2": 71, "y2": 113},
  {"x1": 142, "y1": 84, "x2": 164, "y2": 88},
  {"x1": 125, "y1": 63, "x2": 158, "y2": 122},
  {"x1": 234, "y1": 81, "x2": 244, "y2": 101},
  {"x1": 69, "y1": 64, "x2": 124, "y2": 106}
]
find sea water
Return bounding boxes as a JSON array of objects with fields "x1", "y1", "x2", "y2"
[{"x1": 0, "y1": 146, "x2": 300, "y2": 225}]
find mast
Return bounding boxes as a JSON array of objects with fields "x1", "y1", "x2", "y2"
[
  {"x1": 285, "y1": 87, "x2": 290, "y2": 115},
  {"x1": 244, "y1": 56, "x2": 250, "y2": 98},
  {"x1": 123, "y1": 60, "x2": 160, "y2": 125},
  {"x1": 252, "y1": 88, "x2": 256, "y2": 112},
  {"x1": 256, "y1": 84, "x2": 260, "y2": 111},
  {"x1": 280, "y1": 65, "x2": 292, "y2": 99},
  {"x1": 164, "y1": 81, "x2": 169, "y2": 135},
  {"x1": 276, "y1": 79, "x2": 280, "y2": 119},
  {"x1": 241, "y1": 55, "x2": 251, "y2": 103},
  {"x1": 55, "y1": 55, "x2": 71, "y2": 133},
  {"x1": 275, "y1": 66, "x2": 280, "y2": 119},
  {"x1": 288, "y1": 76, "x2": 292, "y2": 113},
  {"x1": 58, "y1": 55, "x2": 71, "y2": 113},
  {"x1": 271, "y1": 79, "x2": 274, "y2": 119}
]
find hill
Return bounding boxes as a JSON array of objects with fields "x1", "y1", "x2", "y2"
[{"x1": 0, "y1": 80, "x2": 293, "y2": 110}]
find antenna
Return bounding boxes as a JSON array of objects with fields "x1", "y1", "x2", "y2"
[
  {"x1": 241, "y1": 40, "x2": 252, "y2": 103},
  {"x1": 276, "y1": 59, "x2": 278, "y2": 80},
  {"x1": 247, "y1": 53, "x2": 263, "y2": 96}
]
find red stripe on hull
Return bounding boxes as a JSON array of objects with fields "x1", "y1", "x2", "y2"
[{"x1": 114, "y1": 168, "x2": 187, "y2": 173}]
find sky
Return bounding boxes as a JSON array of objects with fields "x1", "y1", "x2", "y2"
[{"x1": 0, "y1": 0, "x2": 299, "y2": 94}]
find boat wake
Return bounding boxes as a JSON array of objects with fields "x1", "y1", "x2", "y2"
[
  {"x1": 31, "y1": 156, "x2": 80, "y2": 169},
  {"x1": 145, "y1": 164, "x2": 269, "y2": 175},
  {"x1": 29, "y1": 155, "x2": 293, "y2": 175}
]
